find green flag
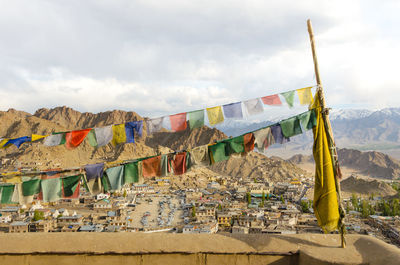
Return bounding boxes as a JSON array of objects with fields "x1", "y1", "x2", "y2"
[
  {"x1": 22, "y1": 178, "x2": 41, "y2": 196},
  {"x1": 62, "y1": 174, "x2": 81, "y2": 197},
  {"x1": 124, "y1": 162, "x2": 139, "y2": 184},
  {"x1": 280, "y1": 116, "x2": 303, "y2": 137},
  {"x1": 281, "y1": 91, "x2": 295, "y2": 107},
  {"x1": 188, "y1": 110, "x2": 204, "y2": 129}
]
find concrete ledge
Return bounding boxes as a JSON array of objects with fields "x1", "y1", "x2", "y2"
[{"x1": 0, "y1": 233, "x2": 398, "y2": 264}]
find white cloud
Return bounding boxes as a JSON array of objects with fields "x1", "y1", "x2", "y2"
[{"x1": 0, "y1": 0, "x2": 398, "y2": 116}]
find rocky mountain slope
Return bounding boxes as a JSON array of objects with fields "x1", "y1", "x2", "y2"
[
  {"x1": 287, "y1": 148, "x2": 400, "y2": 180},
  {"x1": 340, "y1": 175, "x2": 397, "y2": 197},
  {"x1": 0, "y1": 106, "x2": 307, "y2": 183}
]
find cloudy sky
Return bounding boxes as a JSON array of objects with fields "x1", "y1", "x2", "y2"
[{"x1": 0, "y1": 0, "x2": 399, "y2": 117}]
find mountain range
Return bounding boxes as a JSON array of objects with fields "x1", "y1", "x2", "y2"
[
  {"x1": 217, "y1": 107, "x2": 400, "y2": 159},
  {"x1": 0, "y1": 106, "x2": 309, "y2": 186}
]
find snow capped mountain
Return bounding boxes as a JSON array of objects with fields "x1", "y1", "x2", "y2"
[{"x1": 329, "y1": 109, "x2": 373, "y2": 121}]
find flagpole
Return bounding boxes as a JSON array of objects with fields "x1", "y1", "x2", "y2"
[{"x1": 307, "y1": 19, "x2": 346, "y2": 248}]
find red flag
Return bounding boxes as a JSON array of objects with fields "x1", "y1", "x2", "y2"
[
  {"x1": 142, "y1": 156, "x2": 162, "y2": 178},
  {"x1": 169, "y1": 113, "x2": 187, "y2": 132},
  {"x1": 261, "y1": 94, "x2": 282, "y2": 105},
  {"x1": 65, "y1": 129, "x2": 92, "y2": 149},
  {"x1": 172, "y1": 152, "x2": 187, "y2": 175},
  {"x1": 244, "y1": 133, "x2": 255, "y2": 153}
]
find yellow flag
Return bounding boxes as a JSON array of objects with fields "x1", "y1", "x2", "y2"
[
  {"x1": 312, "y1": 95, "x2": 339, "y2": 233},
  {"x1": 111, "y1": 124, "x2": 126, "y2": 146},
  {"x1": 0, "y1": 138, "x2": 9, "y2": 148},
  {"x1": 32, "y1": 134, "x2": 47, "y2": 142},
  {"x1": 297, "y1": 86, "x2": 313, "y2": 105},
  {"x1": 206, "y1": 106, "x2": 224, "y2": 126},
  {"x1": 3, "y1": 173, "x2": 22, "y2": 184}
]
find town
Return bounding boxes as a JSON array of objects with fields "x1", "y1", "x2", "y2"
[{"x1": 1, "y1": 172, "x2": 399, "y2": 248}]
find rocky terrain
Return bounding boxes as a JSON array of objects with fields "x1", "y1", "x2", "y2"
[
  {"x1": 340, "y1": 175, "x2": 397, "y2": 197},
  {"x1": 288, "y1": 148, "x2": 400, "y2": 180},
  {"x1": 0, "y1": 106, "x2": 308, "y2": 184}
]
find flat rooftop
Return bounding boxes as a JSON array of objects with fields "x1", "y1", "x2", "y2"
[{"x1": 0, "y1": 233, "x2": 398, "y2": 264}]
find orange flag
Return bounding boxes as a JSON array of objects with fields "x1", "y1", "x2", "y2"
[{"x1": 65, "y1": 129, "x2": 92, "y2": 149}]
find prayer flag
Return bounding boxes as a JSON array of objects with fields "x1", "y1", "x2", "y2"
[
  {"x1": 104, "y1": 166, "x2": 124, "y2": 191},
  {"x1": 0, "y1": 138, "x2": 10, "y2": 148},
  {"x1": 243, "y1": 98, "x2": 264, "y2": 116},
  {"x1": 124, "y1": 162, "x2": 140, "y2": 184},
  {"x1": 209, "y1": 142, "x2": 229, "y2": 164},
  {"x1": 206, "y1": 106, "x2": 224, "y2": 126},
  {"x1": 312, "y1": 95, "x2": 340, "y2": 233},
  {"x1": 298, "y1": 109, "x2": 317, "y2": 130},
  {"x1": 93, "y1": 126, "x2": 113, "y2": 147},
  {"x1": 86, "y1": 129, "x2": 98, "y2": 147},
  {"x1": 253, "y1": 127, "x2": 275, "y2": 150},
  {"x1": 160, "y1": 154, "x2": 169, "y2": 177},
  {"x1": 169, "y1": 113, "x2": 187, "y2": 132},
  {"x1": 280, "y1": 117, "x2": 303, "y2": 138},
  {"x1": 112, "y1": 124, "x2": 127, "y2": 146},
  {"x1": 6, "y1": 136, "x2": 31, "y2": 148},
  {"x1": 124, "y1": 122, "x2": 136, "y2": 143},
  {"x1": 297, "y1": 86, "x2": 313, "y2": 105},
  {"x1": 40, "y1": 178, "x2": 62, "y2": 202},
  {"x1": 223, "y1": 102, "x2": 243, "y2": 119},
  {"x1": 22, "y1": 178, "x2": 41, "y2": 196},
  {"x1": 190, "y1": 145, "x2": 210, "y2": 166},
  {"x1": 44, "y1": 133, "x2": 65, "y2": 146},
  {"x1": 0, "y1": 185, "x2": 14, "y2": 204},
  {"x1": 225, "y1": 136, "x2": 244, "y2": 156},
  {"x1": 261, "y1": 94, "x2": 282, "y2": 106},
  {"x1": 243, "y1": 133, "x2": 255, "y2": 152},
  {"x1": 142, "y1": 156, "x2": 162, "y2": 178},
  {"x1": 281, "y1": 91, "x2": 295, "y2": 107},
  {"x1": 65, "y1": 129, "x2": 91, "y2": 149},
  {"x1": 270, "y1": 124, "x2": 290, "y2": 144},
  {"x1": 84, "y1": 163, "x2": 104, "y2": 194},
  {"x1": 126, "y1": 121, "x2": 143, "y2": 138},
  {"x1": 187, "y1": 110, "x2": 204, "y2": 129},
  {"x1": 146, "y1": 117, "x2": 164, "y2": 134},
  {"x1": 62, "y1": 174, "x2": 81, "y2": 198},
  {"x1": 172, "y1": 152, "x2": 188, "y2": 175},
  {"x1": 32, "y1": 134, "x2": 47, "y2": 142}
]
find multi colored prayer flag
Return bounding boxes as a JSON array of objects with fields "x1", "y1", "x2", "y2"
[
  {"x1": 169, "y1": 113, "x2": 187, "y2": 132},
  {"x1": 297, "y1": 86, "x2": 313, "y2": 105},
  {"x1": 243, "y1": 98, "x2": 264, "y2": 116},
  {"x1": 187, "y1": 110, "x2": 204, "y2": 129},
  {"x1": 281, "y1": 91, "x2": 295, "y2": 107},
  {"x1": 280, "y1": 117, "x2": 303, "y2": 138},
  {"x1": 111, "y1": 124, "x2": 127, "y2": 146},
  {"x1": 223, "y1": 102, "x2": 243, "y2": 119},
  {"x1": 261, "y1": 94, "x2": 282, "y2": 106},
  {"x1": 146, "y1": 117, "x2": 164, "y2": 134},
  {"x1": 65, "y1": 129, "x2": 91, "y2": 149},
  {"x1": 206, "y1": 106, "x2": 224, "y2": 126}
]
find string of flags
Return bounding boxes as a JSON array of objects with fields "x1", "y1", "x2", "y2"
[
  {"x1": 0, "y1": 86, "x2": 315, "y2": 151},
  {"x1": 0, "y1": 108, "x2": 317, "y2": 205}
]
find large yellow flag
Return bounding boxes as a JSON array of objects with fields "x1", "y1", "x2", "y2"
[
  {"x1": 111, "y1": 124, "x2": 127, "y2": 146},
  {"x1": 312, "y1": 94, "x2": 339, "y2": 233}
]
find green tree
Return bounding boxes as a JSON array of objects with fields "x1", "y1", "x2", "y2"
[
  {"x1": 351, "y1": 193, "x2": 358, "y2": 211},
  {"x1": 246, "y1": 192, "x2": 251, "y2": 205},
  {"x1": 392, "y1": 199, "x2": 399, "y2": 216},
  {"x1": 383, "y1": 202, "x2": 391, "y2": 216},
  {"x1": 262, "y1": 192, "x2": 265, "y2": 204},
  {"x1": 280, "y1": 195, "x2": 285, "y2": 204},
  {"x1": 301, "y1": 200, "x2": 310, "y2": 213},
  {"x1": 254, "y1": 178, "x2": 257, "y2": 183},
  {"x1": 123, "y1": 190, "x2": 127, "y2": 198},
  {"x1": 218, "y1": 204, "x2": 222, "y2": 211},
  {"x1": 33, "y1": 210, "x2": 44, "y2": 221},
  {"x1": 361, "y1": 200, "x2": 369, "y2": 218},
  {"x1": 345, "y1": 201, "x2": 350, "y2": 214},
  {"x1": 191, "y1": 206, "x2": 196, "y2": 218}
]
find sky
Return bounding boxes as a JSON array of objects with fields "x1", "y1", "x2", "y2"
[{"x1": 0, "y1": 0, "x2": 399, "y2": 118}]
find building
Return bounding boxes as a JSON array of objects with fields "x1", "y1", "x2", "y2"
[
  {"x1": 217, "y1": 213, "x2": 232, "y2": 227},
  {"x1": 93, "y1": 200, "x2": 112, "y2": 210},
  {"x1": 57, "y1": 215, "x2": 83, "y2": 228},
  {"x1": 195, "y1": 207, "x2": 215, "y2": 222},
  {"x1": 9, "y1": 221, "x2": 29, "y2": 233},
  {"x1": 29, "y1": 220, "x2": 53, "y2": 232}
]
